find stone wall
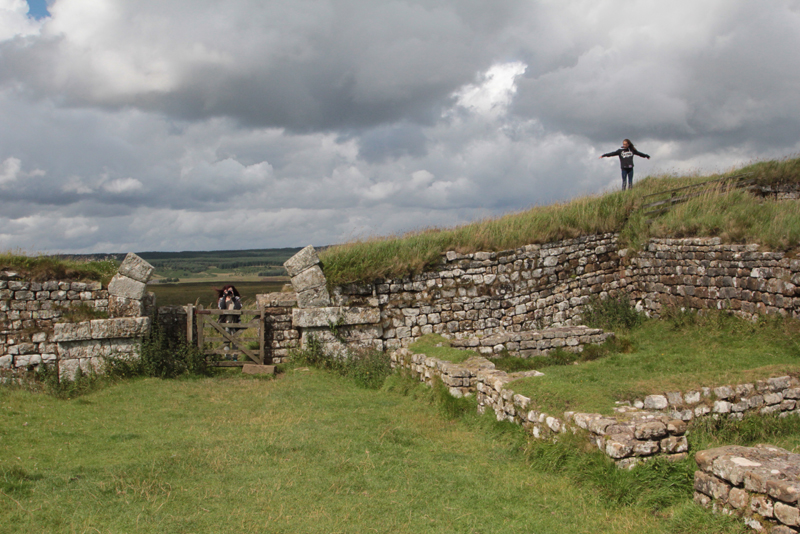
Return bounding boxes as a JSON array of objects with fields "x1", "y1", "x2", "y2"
[
  {"x1": 695, "y1": 445, "x2": 800, "y2": 533},
  {"x1": 626, "y1": 238, "x2": 800, "y2": 320},
  {"x1": 257, "y1": 292, "x2": 300, "y2": 364},
  {"x1": 1, "y1": 274, "x2": 108, "y2": 372},
  {"x1": 333, "y1": 234, "x2": 623, "y2": 352},
  {"x1": 324, "y1": 234, "x2": 800, "y2": 356},
  {"x1": 1, "y1": 253, "x2": 155, "y2": 380}
]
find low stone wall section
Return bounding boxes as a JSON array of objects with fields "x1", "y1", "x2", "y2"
[
  {"x1": 627, "y1": 375, "x2": 800, "y2": 422},
  {"x1": 694, "y1": 444, "x2": 800, "y2": 533},
  {"x1": 476, "y1": 372, "x2": 800, "y2": 465},
  {"x1": 1, "y1": 253, "x2": 155, "y2": 379},
  {"x1": 450, "y1": 326, "x2": 612, "y2": 357},
  {"x1": 390, "y1": 348, "x2": 501, "y2": 397},
  {"x1": 53, "y1": 317, "x2": 151, "y2": 379}
]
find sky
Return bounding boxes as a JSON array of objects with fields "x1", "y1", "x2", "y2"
[{"x1": 1, "y1": 0, "x2": 799, "y2": 253}]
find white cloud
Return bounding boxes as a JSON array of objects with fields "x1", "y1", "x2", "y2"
[
  {"x1": 0, "y1": 0, "x2": 42, "y2": 40},
  {"x1": 0, "y1": 156, "x2": 21, "y2": 184},
  {"x1": 454, "y1": 61, "x2": 527, "y2": 117},
  {"x1": 102, "y1": 177, "x2": 143, "y2": 194}
]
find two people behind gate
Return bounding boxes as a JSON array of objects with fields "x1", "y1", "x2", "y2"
[{"x1": 216, "y1": 284, "x2": 242, "y2": 351}]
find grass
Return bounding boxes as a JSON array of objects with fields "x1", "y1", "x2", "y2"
[
  {"x1": 0, "y1": 370, "x2": 743, "y2": 534},
  {"x1": 508, "y1": 310, "x2": 800, "y2": 415},
  {"x1": 320, "y1": 156, "x2": 800, "y2": 287},
  {"x1": 0, "y1": 251, "x2": 118, "y2": 285},
  {"x1": 407, "y1": 334, "x2": 479, "y2": 364},
  {"x1": 407, "y1": 333, "x2": 632, "y2": 373}
]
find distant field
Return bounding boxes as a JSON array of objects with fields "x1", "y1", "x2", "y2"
[{"x1": 148, "y1": 280, "x2": 288, "y2": 307}]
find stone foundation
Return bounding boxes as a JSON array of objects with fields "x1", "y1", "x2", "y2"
[{"x1": 695, "y1": 444, "x2": 800, "y2": 532}]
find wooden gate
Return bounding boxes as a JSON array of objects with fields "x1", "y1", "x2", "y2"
[{"x1": 187, "y1": 305, "x2": 266, "y2": 367}]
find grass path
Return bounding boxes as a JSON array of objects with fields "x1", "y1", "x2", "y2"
[{"x1": 0, "y1": 371, "x2": 728, "y2": 533}]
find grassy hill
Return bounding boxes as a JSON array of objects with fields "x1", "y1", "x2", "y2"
[{"x1": 320, "y1": 156, "x2": 800, "y2": 287}]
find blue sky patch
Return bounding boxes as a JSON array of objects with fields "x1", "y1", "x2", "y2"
[{"x1": 26, "y1": 0, "x2": 50, "y2": 20}]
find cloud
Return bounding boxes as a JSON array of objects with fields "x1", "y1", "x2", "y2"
[
  {"x1": 0, "y1": 0, "x2": 42, "y2": 40},
  {"x1": 0, "y1": 0, "x2": 799, "y2": 253}
]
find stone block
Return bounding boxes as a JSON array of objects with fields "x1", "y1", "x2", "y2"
[
  {"x1": 242, "y1": 364, "x2": 276, "y2": 375},
  {"x1": 89, "y1": 317, "x2": 151, "y2": 340},
  {"x1": 633, "y1": 440, "x2": 660, "y2": 457},
  {"x1": 284, "y1": 245, "x2": 321, "y2": 277},
  {"x1": 52, "y1": 321, "x2": 92, "y2": 342},
  {"x1": 635, "y1": 421, "x2": 667, "y2": 440},
  {"x1": 296, "y1": 286, "x2": 331, "y2": 308},
  {"x1": 109, "y1": 295, "x2": 145, "y2": 318},
  {"x1": 108, "y1": 275, "x2": 147, "y2": 300},
  {"x1": 604, "y1": 434, "x2": 634, "y2": 459},
  {"x1": 768, "y1": 479, "x2": 800, "y2": 504},
  {"x1": 661, "y1": 435, "x2": 688, "y2": 454},
  {"x1": 667, "y1": 419, "x2": 688, "y2": 435},
  {"x1": 117, "y1": 253, "x2": 155, "y2": 283},
  {"x1": 644, "y1": 394, "x2": 669, "y2": 410},
  {"x1": 256, "y1": 292, "x2": 298, "y2": 308},
  {"x1": 292, "y1": 307, "x2": 381, "y2": 328},
  {"x1": 695, "y1": 471, "x2": 730, "y2": 501},
  {"x1": 728, "y1": 487, "x2": 749, "y2": 509},
  {"x1": 292, "y1": 265, "x2": 327, "y2": 293}
]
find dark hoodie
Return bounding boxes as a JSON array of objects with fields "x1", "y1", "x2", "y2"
[{"x1": 602, "y1": 146, "x2": 650, "y2": 168}]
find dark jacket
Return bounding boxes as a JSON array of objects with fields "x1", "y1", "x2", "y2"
[{"x1": 603, "y1": 147, "x2": 650, "y2": 168}]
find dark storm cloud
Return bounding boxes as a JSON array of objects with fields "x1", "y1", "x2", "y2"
[
  {"x1": 0, "y1": 0, "x2": 527, "y2": 131},
  {"x1": 1, "y1": 0, "x2": 800, "y2": 253}
]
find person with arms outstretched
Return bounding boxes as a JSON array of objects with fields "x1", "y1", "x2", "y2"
[{"x1": 600, "y1": 139, "x2": 650, "y2": 190}]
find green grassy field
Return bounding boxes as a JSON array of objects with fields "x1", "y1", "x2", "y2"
[
  {"x1": 0, "y1": 371, "x2": 745, "y2": 534},
  {"x1": 147, "y1": 281, "x2": 288, "y2": 307},
  {"x1": 507, "y1": 312, "x2": 800, "y2": 416},
  {"x1": 403, "y1": 312, "x2": 800, "y2": 417}
]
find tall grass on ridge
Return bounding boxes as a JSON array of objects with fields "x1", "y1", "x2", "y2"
[
  {"x1": 0, "y1": 250, "x2": 118, "y2": 285},
  {"x1": 321, "y1": 156, "x2": 800, "y2": 287}
]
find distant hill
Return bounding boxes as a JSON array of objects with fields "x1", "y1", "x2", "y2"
[{"x1": 60, "y1": 247, "x2": 305, "y2": 280}]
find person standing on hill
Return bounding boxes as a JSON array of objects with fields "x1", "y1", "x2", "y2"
[{"x1": 600, "y1": 139, "x2": 650, "y2": 190}]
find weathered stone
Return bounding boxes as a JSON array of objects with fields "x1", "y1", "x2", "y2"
[
  {"x1": 256, "y1": 291, "x2": 298, "y2": 308},
  {"x1": 695, "y1": 470, "x2": 730, "y2": 501},
  {"x1": 667, "y1": 419, "x2": 688, "y2": 435},
  {"x1": 291, "y1": 265, "x2": 327, "y2": 293},
  {"x1": 242, "y1": 364, "x2": 276, "y2": 376},
  {"x1": 296, "y1": 286, "x2": 331, "y2": 308},
  {"x1": 768, "y1": 479, "x2": 800, "y2": 504},
  {"x1": 52, "y1": 321, "x2": 92, "y2": 342},
  {"x1": 660, "y1": 435, "x2": 688, "y2": 454},
  {"x1": 633, "y1": 440, "x2": 660, "y2": 457},
  {"x1": 644, "y1": 395, "x2": 669, "y2": 410},
  {"x1": 728, "y1": 487, "x2": 750, "y2": 509},
  {"x1": 775, "y1": 502, "x2": 800, "y2": 527},
  {"x1": 752, "y1": 494, "x2": 775, "y2": 518},
  {"x1": 283, "y1": 245, "x2": 321, "y2": 277},
  {"x1": 634, "y1": 421, "x2": 668, "y2": 440},
  {"x1": 108, "y1": 274, "x2": 147, "y2": 300},
  {"x1": 117, "y1": 253, "x2": 155, "y2": 283},
  {"x1": 109, "y1": 295, "x2": 145, "y2": 318},
  {"x1": 292, "y1": 307, "x2": 380, "y2": 328},
  {"x1": 604, "y1": 434, "x2": 634, "y2": 459}
]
